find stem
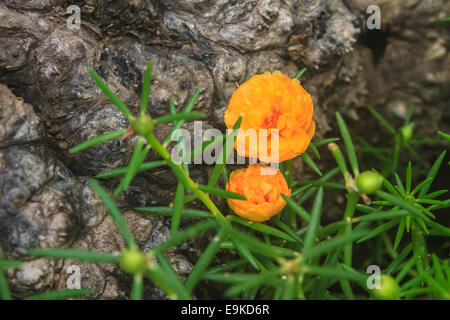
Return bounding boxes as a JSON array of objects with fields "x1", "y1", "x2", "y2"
[
  {"x1": 342, "y1": 192, "x2": 359, "y2": 266},
  {"x1": 284, "y1": 160, "x2": 297, "y2": 228},
  {"x1": 145, "y1": 133, "x2": 226, "y2": 224},
  {"x1": 296, "y1": 274, "x2": 305, "y2": 300},
  {"x1": 411, "y1": 219, "x2": 429, "y2": 273},
  {"x1": 285, "y1": 160, "x2": 294, "y2": 186}
]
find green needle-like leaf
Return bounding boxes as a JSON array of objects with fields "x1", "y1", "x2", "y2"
[
  {"x1": 431, "y1": 254, "x2": 447, "y2": 287},
  {"x1": 185, "y1": 224, "x2": 230, "y2": 291},
  {"x1": 385, "y1": 243, "x2": 412, "y2": 274},
  {"x1": 208, "y1": 116, "x2": 242, "y2": 187},
  {"x1": 155, "y1": 253, "x2": 192, "y2": 300},
  {"x1": 394, "y1": 173, "x2": 406, "y2": 194},
  {"x1": 329, "y1": 143, "x2": 350, "y2": 181},
  {"x1": 305, "y1": 266, "x2": 367, "y2": 284},
  {"x1": 424, "y1": 219, "x2": 450, "y2": 236},
  {"x1": 169, "y1": 100, "x2": 177, "y2": 115},
  {"x1": 225, "y1": 271, "x2": 281, "y2": 297},
  {"x1": 336, "y1": 112, "x2": 359, "y2": 175},
  {"x1": 357, "y1": 220, "x2": 399, "y2": 243},
  {"x1": 114, "y1": 138, "x2": 146, "y2": 197},
  {"x1": 393, "y1": 219, "x2": 406, "y2": 252},
  {"x1": 313, "y1": 138, "x2": 340, "y2": 147},
  {"x1": 154, "y1": 220, "x2": 217, "y2": 253},
  {"x1": 422, "y1": 189, "x2": 448, "y2": 200},
  {"x1": 228, "y1": 228, "x2": 297, "y2": 258},
  {"x1": 156, "y1": 253, "x2": 192, "y2": 300},
  {"x1": 422, "y1": 273, "x2": 450, "y2": 299},
  {"x1": 290, "y1": 184, "x2": 313, "y2": 198},
  {"x1": 162, "y1": 90, "x2": 201, "y2": 148},
  {"x1": 305, "y1": 229, "x2": 368, "y2": 259},
  {"x1": 353, "y1": 210, "x2": 410, "y2": 222},
  {"x1": 296, "y1": 168, "x2": 340, "y2": 205},
  {"x1": 88, "y1": 68, "x2": 132, "y2": 119},
  {"x1": 437, "y1": 131, "x2": 450, "y2": 141},
  {"x1": 308, "y1": 142, "x2": 321, "y2": 159},
  {"x1": 405, "y1": 161, "x2": 412, "y2": 194},
  {"x1": 171, "y1": 182, "x2": 185, "y2": 235},
  {"x1": 26, "y1": 289, "x2": 94, "y2": 300},
  {"x1": 391, "y1": 138, "x2": 401, "y2": 176},
  {"x1": 293, "y1": 68, "x2": 307, "y2": 79},
  {"x1": 89, "y1": 179, "x2": 137, "y2": 249},
  {"x1": 294, "y1": 180, "x2": 345, "y2": 190},
  {"x1": 206, "y1": 260, "x2": 247, "y2": 275},
  {"x1": 189, "y1": 134, "x2": 225, "y2": 163},
  {"x1": 229, "y1": 216, "x2": 295, "y2": 242},
  {"x1": 96, "y1": 160, "x2": 165, "y2": 179},
  {"x1": 376, "y1": 170, "x2": 401, "y2": 197},
  {"x1": 0, "y1": 260, "x2": 23, "y2": 270},
  {"x1": 69, "y1": 129, "x2": 127, "y2": 153},
  {"x1": 375, "y1": 191, "x2": 431, "y2": 222},
  {"x1": 153, "y1": 112, "x2": 206, "y2": 124},
  {"x1": 303, "y1": 187, "x2": 324, "y2": 257},
  {"x1": 301, "y1": 153, "x2": 322, "y2": 176},
  {"x1": 0, "y1": 270, "x2": 12, "y2": 300},
  {"x1": 135, "y1": 206, "x2": 211, "y2": 219},
  {"x1": 339, "y1": 277, "x2": 355, "y2": 300},
  {"x1": 197, "y1": 184, "x2": 246, "y2": 200},
  {"x1": 418, "y1": 150, "x2": 446, "y2": 198},
  {"x1": 400, "y1": 269, "x2": 433, "y2": 292},
  {"x1": 281, "y1": 193, "x2": 311, "y2": 223},
  {"x1": 27, "y1": 248, "x2": 120, "y2": 264},
  {"x1": 404, "y1": 102, "x2": 415, "y2": 125},
  {"x1": 317, "y1": 221, "x2": 348, "y2": 239},
  {"x1": 273, "y1": 219, "x2": 303, "y2": 244},
  {"x1": 366, "y1": 104, "x2": 396, "y2": 135},
  {"x1": 231, "y1": 238, "x2": 261, "y2": 271},
  {"x1": 140, "y1": 60, "x2": 153, "y2": 115}
]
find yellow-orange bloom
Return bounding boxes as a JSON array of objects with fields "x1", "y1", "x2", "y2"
[
  {"x1": 224, "y1": 70, "x2": 315, "y2": 163},
  {"x1": 226, "y1": 164, "x2": 291, "y2": 222}
]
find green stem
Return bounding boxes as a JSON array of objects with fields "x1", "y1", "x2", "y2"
[
  {"x1": 381, "y1": 232, "x2": 397, "y2": 260},
  {"x1": 342, "y1": 192, "x2": 359, "y2": 266},
  {"x1": 145, "y1": 133, "x2": 226, "y2": 224},
  {"x1": 285, "y1": 160, "x2": 294, "y2": 186},
  {"x1": 284, "y1": 160, "x2": 297, "y2": 228},
  {"x1": 411, "y1": 219, "x2": 429, "y2": 273},
  {"x1": 0, "y1": 269, "x2": 12, "y2": 300},
  {"x1": 296, "y1": 274, "x2": 305, "y2": 300}
]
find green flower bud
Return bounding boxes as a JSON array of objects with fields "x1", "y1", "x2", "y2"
[
  {"x1": 132, "y1": 114, "x2": 154, "y2": 137},
  {"x1": 120, "y1": 249, "x2": 147, "y2": 275},
  {"x1": 400, "y1": 123, "x2": 414, "y2": 144},
  {"x1": 373, "y1": 275, "x2": 401, "y2": 300},
  {"x1": 356, "y1": 171, "x2": 383, "y2": 194}
]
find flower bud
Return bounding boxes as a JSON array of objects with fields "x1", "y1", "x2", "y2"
[
  {"x1": 120, "y1": 249, "x2": 147, "y2": 275},
  {"x1": 132, "y1": 114, "x2": 154, "y2": 137},
  {"x1": 356, "y1": 171, "x2": 383, "y2": 194},
  {"x1": 400, "y1": 123, "x2": 414, "y2": 144},
  {"x1": 373, "y1": 275, "x2": 401, "y2": 300}
]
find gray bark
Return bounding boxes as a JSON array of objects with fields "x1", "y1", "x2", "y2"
[{"x1": 0, "y1": 0, "x2": 448, "y2": 298}]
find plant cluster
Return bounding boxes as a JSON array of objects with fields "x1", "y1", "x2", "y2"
[{"x1": 0, "y1": 61, "x2": 448, "y2": 300}]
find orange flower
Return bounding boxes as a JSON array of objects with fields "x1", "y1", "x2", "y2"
[
  {"x1": 226, "y1": 164, "x2": 291, "y2": 222},
  {"x1": 224, "y1": 70, "x2": 315, "y2": 163}
]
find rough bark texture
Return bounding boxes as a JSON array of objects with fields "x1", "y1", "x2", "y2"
[{"x1": 0, "y1": 0, "x2": 448, "y2": 298}]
